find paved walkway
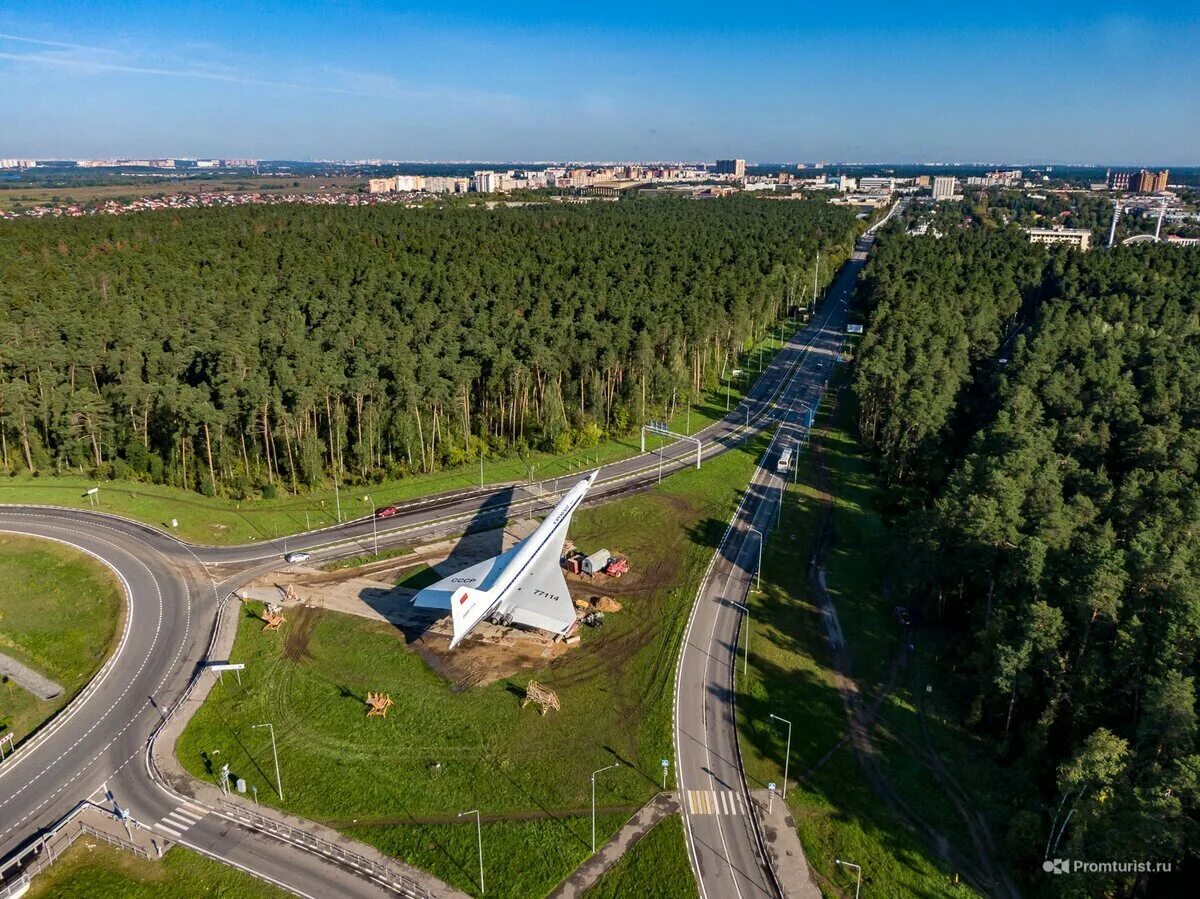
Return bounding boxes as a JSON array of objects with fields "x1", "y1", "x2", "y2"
[
  {"x1": 548, "y1": 792, "x2": 680, "y2": 898},
  {"x1": 0, "y1": 652, "x2": 62, "y2": 700},
  {"x1": 751, "y1": 789, "x2": 821, "y2": 898}
]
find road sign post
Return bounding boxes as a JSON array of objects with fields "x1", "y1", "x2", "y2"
[{"x1": 661, "y1": 758, "x2": 670, "y2": 790}]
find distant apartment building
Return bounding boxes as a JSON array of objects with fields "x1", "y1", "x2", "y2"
[
  {"x1": 714, "y1": 159, "x2": 746, "y2": 177},
  {"x1": 220, "y1": 159, "x2": 258, "y2": 168},
  {"x1": 424, "y1": 176, "x2": 470, "y2": 194},
  {"x1": 986, "y1": 169, "x2": 1022, "y2": 186},
  {"x1": 932, "y1": 176, "x2": 957, "y2": 200},
  {"x1": 837, "y1": 174, "x2": 857, "y2": 192},
  {"x1": 368, "y1": 178, "x2": 395, "y2": 194},
  {"x1": 473, "y1": 170, "x2": 513, "y2": 193},
  {"x1": 394, "y1": 175, "x2": 425, "y2": 192},
  {"x1": 195, "y1": 159, "x2": 220, "y2": 168},
  {"x1": 1026, "y1": 227, "x2": 1092, "y2": 251},
  {"x1": 0, "y1": 158, "x2": 36, "y2": 169},
  {"x1": 858, "y1": 176, "x2": 896, "y2": 191},
  {"x1": 1108, "y1": 170, "x2": 1130, "y2": 191}
]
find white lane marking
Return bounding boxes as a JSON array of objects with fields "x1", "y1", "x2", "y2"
[
  {"x1": 673, "y1": 298, "x2": 845, "y2": 897},
  {"x1": 0, "y1": 516, "x2": 195, "y2": 846}
]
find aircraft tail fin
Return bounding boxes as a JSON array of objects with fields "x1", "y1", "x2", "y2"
[{"x1": 449, "y1": 586, "x2": 495, "y2": 649}]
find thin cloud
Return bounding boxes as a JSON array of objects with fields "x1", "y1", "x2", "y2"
[
  {"x1": 0, "y1": 32, "x2": 390, "y2": 98},
  {"x1": 0, "y1": 31, "x2": 106, "y2": 51},
  {"x1": 0, "y1": 48, "x2": 383, "y2": 97}
]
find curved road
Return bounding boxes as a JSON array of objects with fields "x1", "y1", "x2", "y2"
[{"x1": 0, "y1": 219, "x2": 887, "y2": 896}]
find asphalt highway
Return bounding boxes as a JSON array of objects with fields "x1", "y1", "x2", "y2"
[
  {"x1": 0, "y1": 212, "x2": 891, "y2": 896},
  {"x1": 673, "y1": 229, "x2": 872, "y2": 899}
]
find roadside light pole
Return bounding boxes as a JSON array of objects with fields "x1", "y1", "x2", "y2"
[
  {"x1": 365, "y1": 495, "x2": 378, "y2": 556},
  {"x1": 835, "y1": 858, "x2": 862, "y2": 899},
  {"x1": 731, "y1": 600, "x2": 750, "y2": 677},
  {"x1": 458, "y1": 809, "x2": 484, "y2": 894},
  {"x1": 769, "y1": 713, "x2": 792, "y2": 800},
  {"x1": 746, "y1": 525, "x2": 763, "y2": 590},
  {"x1": 252, "y1": 723, "x2": 283, "y2": 801},
  {"x1": 591, "y1": 762, "x2": 620, "y2": 852}
]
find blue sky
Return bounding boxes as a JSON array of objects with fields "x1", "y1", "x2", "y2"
[{"x1": 1, "y1": 1, "x2": 1196, "y2": 164}]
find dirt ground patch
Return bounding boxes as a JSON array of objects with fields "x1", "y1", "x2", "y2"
[
  {"x1": 283, "y1": 604, "x2": 321, "y2": 662},
  {"x1": 409, "y1": 631, "x2": 569, "y2": 690}
]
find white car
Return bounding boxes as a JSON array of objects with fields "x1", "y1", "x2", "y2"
[{"x1": 284, "y1": 552, "x2": 311, "y2": 564}]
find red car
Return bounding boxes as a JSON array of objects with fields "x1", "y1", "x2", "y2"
[{"x1": 376, "y1": 505, "x2": 398, "y2": 519}]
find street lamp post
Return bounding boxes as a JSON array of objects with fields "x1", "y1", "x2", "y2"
[
  {"x1": 835, "y1": 859, "x2": 862, "y2": 899},
  {"x1": 365, "y1": 495, "x2": 378, "y2": 556},
  {"x1": 591, "y1": 762, "x2": 621, "y2": 852},
  {"x1": 768, "y1": 713, "x2": 792, "y2": 800},
  {"x1": 746, "y1": 525, "x2": 763, "y2": 590},
  {"x1": 252, "y1": 723, "x2": 283, "y2": 801},
  {"x1": 458, "y1": 809, "x2": 484, "y2": 894},
  {"x1": 731, "y1": 600, "x2": 750, "y2": 677}
]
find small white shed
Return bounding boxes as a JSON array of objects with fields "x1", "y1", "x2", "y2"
[{"x1": 581, "y1": 549, "x2": 612, "y2": 576}]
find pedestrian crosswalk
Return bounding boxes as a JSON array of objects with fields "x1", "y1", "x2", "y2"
[
  {"x1": 685, "y1": 789, "x2": 746, "y2": 815},
  {"x1": 154, "y1": 803, "x2": 205, "y2": 839}
]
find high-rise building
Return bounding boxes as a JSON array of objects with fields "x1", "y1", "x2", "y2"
[
  {"x1": 472, "y1": 170, "x2": 498, "y2": 193},
  {"x1": 367, "y1": 178, "x2": 394, "y2": 194},
  {"x1": 932, "y1": 176, "x2": 957, "y2": 200},
  {"x1": 1128, "y1": 169, "x2": 1169, "y2": 193},
  {"x1": 714, "y1": 159, "x2": 746, "y2": 177},
  {"x1": 1108, "y1": 170, "x2": 1130, "y2": 191}
]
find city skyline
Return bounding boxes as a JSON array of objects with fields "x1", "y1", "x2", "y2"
[{"x1": 1, "y1": 1, "x2": 1197, "y2": 165}]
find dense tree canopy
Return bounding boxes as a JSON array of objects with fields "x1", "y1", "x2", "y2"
[
  {"x1": 855, "y1": 231, "x2": 1200, "y2": 895},
  {"x1": 0, "y1": 198, "x2": 857, "y2": 496}
]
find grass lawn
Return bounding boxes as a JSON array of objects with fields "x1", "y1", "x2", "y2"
[
  {"x1": 583, "y1": 814, "x2": 697, "y2": 899},
  {"x1": 0, "y1": 534, "x2": 123, "y2": 748},
  {"x1": 24, "y1": 840, "x2": 290, "y2": 899},
  {"x1": 176, "y1": 435, "x2": 766, "y2": 897},
  {"x1": 0, "y1": 330, "x2": 791, "y2": 547},
  {"x1": 733, "y1": 365, "x2": 998, "y2": 898}
]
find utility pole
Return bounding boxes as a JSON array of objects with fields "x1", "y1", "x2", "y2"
[{"x1": 252, "y1": 723, "x2": 283, "y2": 801}]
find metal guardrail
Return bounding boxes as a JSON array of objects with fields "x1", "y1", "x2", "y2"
[
  {"x1": 215, "y1": 801, "x2": 435, "y2": 898},
  {"x1": 0, "y1": 874, "x2": 28, "y2": 899},
  {"x1": 0, "y1": 802, "x2": 151, "y2": 890}
]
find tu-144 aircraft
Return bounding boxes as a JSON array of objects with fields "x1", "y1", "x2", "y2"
[{"x1": 412, "y1": 472, "x2": 597, "y2": 648}]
